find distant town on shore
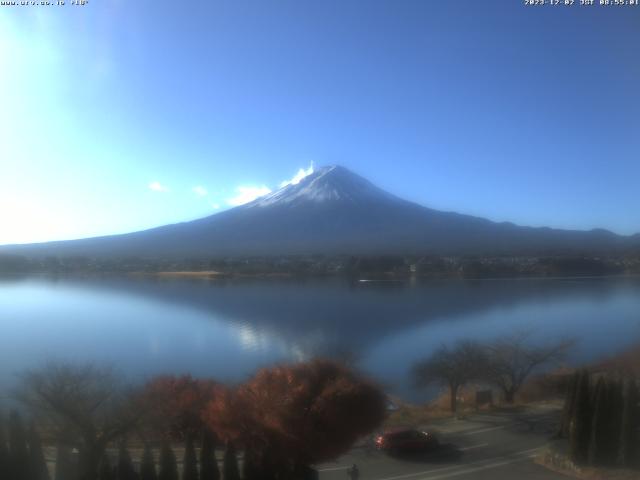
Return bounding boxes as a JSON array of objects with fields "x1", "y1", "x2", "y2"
[{"x1": 2, "y1": 253, "x2": 640, "y2": 279}]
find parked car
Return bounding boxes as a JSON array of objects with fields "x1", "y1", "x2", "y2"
[{"x1": 375, "y1": 428, "x2": 439, "y2": 454}]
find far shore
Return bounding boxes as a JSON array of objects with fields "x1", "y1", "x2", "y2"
[
  {"x1": 128, "y1": 270, "x2": 297, "y2": 279},
  {"x1": 131, "y1": 270, "x2": 225, "y2": 278}
]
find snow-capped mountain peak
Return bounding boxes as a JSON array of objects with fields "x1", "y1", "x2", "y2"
[{"x1": 247, "y1": 165, "x2": 399, "y2": 208}]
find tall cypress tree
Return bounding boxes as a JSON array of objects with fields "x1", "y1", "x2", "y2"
[
  {"x1": 9, "y1": 411, "x2": 30, "y2": 480},
  {"x1": 588, "y1": 377, "x2": 607, "y2": 465},
  {"x1": 0, "y1": 412, "x2": 9, "y2": 480},
  {"x1": 139, "y1": 445, "x2": 157, "y2": 480},
  {"x1": 199, "y1": 432, "x2": 219, "y2": 480},
  {"x1": 259, "y1": 446, "x2": 278, "y2": 480},
  {"x1": 183, "y1": 436, "x2": 198, "y2": 480},
  {"x1": 604, "y1": 378, "x2": 623, "y2": 464},
  {"x1": 98, "y1": 454, "x2": 116, "y2": 480},
  {"x1": 54, "y1": 444, "x2": 76, "y2": 480},
  {"x1": 569, "y1": 369, "x2": 591, "y2": 464},
  {"x1": 618, "y1": 378, "x2": 639, "y2": 467},
  {"x1": 116, "y1": 443, "x2": 136, "y2": 480},
  {"x1": 241, "y1": 446, "x2": 260, "y2": 480},
  {"x1": 222, "y1": 442, "x2": 240, "y2": 480},
  {"x1": 560, "y1": 372, "x2": 579, "y2": 438},
  {"x1": 158, "y1": 442, "x2": 178, "y2": 480},
  {"x1": 28, "y1": 424, "x2": 50, "y2": 480}
]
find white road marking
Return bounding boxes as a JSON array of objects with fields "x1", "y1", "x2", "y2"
[
  {"x1": 416, "y1": 454, "x2": 537, "y2": 479},
  {"x1": 318, "y1": 444, "x2": 486, "y2": 471},
  {"x1": 455, "y1": 425, "x2": 506, "y2": 436},
  {"x1": 373, "y1": 447, "x2": 542, "y2": 480},
  {"x1": 458, "y1": 443, "x2": 488, "y2": 451},
  {"x1": 318, "y1": 465, "x2": 351, "y2": 472}
]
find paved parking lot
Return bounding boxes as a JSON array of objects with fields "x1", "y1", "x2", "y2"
[{"x1": 319, "y1": 405, "x2": 567, "y2": 480}]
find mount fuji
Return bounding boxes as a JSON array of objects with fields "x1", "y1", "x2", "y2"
[{"x1": 2, "y1": 165, "x2": 637, "y2": 258}]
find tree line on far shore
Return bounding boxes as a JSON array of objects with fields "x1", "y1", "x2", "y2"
[{"x1": 2, "y1": 253, "x2": 638, "y2": 278}]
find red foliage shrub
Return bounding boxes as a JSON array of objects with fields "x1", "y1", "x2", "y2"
[
  {"x1": 203, "y1": 359, "x2": 387, "y2": 466},
  {"x1": 141, "y1": 375, "x2": 220, "y2": 439}
]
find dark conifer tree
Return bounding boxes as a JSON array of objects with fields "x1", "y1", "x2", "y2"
[
  {"x1": 0, "y1": 412, "x2": 9, "y2": 480},
  {"x1": 222, "y1": 442, "x2": 240, "y2": 480},
  {"x1": 604, "y1": 378, "x2": 623, "y2": 464},
  {"x1": 9, "y1": 411, "x2": 30, "y2": 480},
  {"x1": 183, "y1": 436, "x2": 198, "y2": 480},
  {"x1": 588, "y1": 377, "x2": 607, "y2": 465},
  {"x1": 28, "y1": 424, "x2": 51, "y2": 480},
  {"x1": 560, "y1": 372, "x2": 579, "y2": 438},
  {"x1": 259, "y1": 446, "x2": 278, "y2": 480},
  {"x1": 116, "y1": 443, "x2": 137, "y2": 480},
  {"x1": 241, "y1": 446, "x2": 260, "y2": 480},
  {"x1": 618, "y1": 378, "x2": 639, "y2": 467},
  {"x1": 294, "y1": 463, "x2": 318, "y2": 480},
  {"x1": 98, "y1": 454, "x2": 116, "y2": 480},
  {"x1": 158, "y1": 442, "x2": 178, "y2": 480},
  {"x1": 139, "y1": 445, "x2": 157, "y2": 480},
  {"x1": 199, "y1": 432, "x2": 219, "y2": 480},
  {"x1": 54, "y1": 444, "x2": 76, "y2": 480},
  {"x1": 569, "y1": 369, "x2": 591, "y2": 464}
]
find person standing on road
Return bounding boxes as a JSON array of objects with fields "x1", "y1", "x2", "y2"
[{"x1": 347, "y1": 464, "x2": 360, "y2": 480}]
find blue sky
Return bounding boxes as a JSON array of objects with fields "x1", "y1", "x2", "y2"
[{"x1": 1, "y1": 1, "x2": 638, "y2": 245}]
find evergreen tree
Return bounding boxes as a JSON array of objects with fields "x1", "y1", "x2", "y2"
[
  {"x1": 28, "y1": 424, "x2": 50, "y2": 480},
  {"x1": 54, "y1": 444, "x2": 76, "y2": 480},
  {"x1": 0, "y1": 412, "x2": 9, "y2": 480},
  {"x1": 9, "y1": 411, "x2": 30, "y2": 480},
  {"x1": 199, "y1": 432, "x2": 219, "y2": 480},
  {"x1": 569, "y1": 370, "x2": 591, "y2": 464},
  {"x1": 618, "y1": 378, "x2": 639, "y2": 467},
  {"x1": 98, "y1": 454, "x2": 116, "y2": 480},
  {"x1": 222, "y1": 442, "x2": 240, "y2": 480},
  {"x1": 158, "y1": 442, "x2": 178, "y2": 480},
  {"x1": 116, "y1": 443, "x2": 137, "y2": 480},
  {"x1": 183, "y1": 436, "x2": 198, "y2": 480},
  {"x1": 604, "y1": 378, "x2": 623, "y2": 464},
  {"x1": 241, "y1": 446, "x2": 260, "y2": 480},
  {"x1": 293, "y1": 463, "x2": 318, "y2": 480},
  {"x1": 560, "y1": 372, "x2": 579, "y2": 438},
  {"x1": 139, "y1": 445, "x2": 157, "y2": 480},
  {"x1": 588, "y1": 377, "x2": 607, "y2": 465},
  {"x1": 259, "y1": 446, "x2": 278, "y2": 480}
]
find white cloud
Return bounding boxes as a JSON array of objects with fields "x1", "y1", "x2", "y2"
[
  {"x1": 210, "y1": 202, "x2": 220, "y2": 209},
  {"x1": 148, "y1": 181, "x2": 168, "y2": 192},
  {"x1": 219, "y1": 163, "x2": 315, "y2": 208},
  {"x1": 193, "y1": 185, "x2": 207, "y2": 196},
  {"x1": 279, "y1": 163, "x2": 314, "y2": 188},
  {"x1": 226, "y1": 185, "x2": 272, "y2": 206}
]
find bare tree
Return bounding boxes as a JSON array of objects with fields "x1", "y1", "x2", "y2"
[
  {"x1": 412, "y1": 341, "x2": 487, "y2": 414},
  {"x1": 484, "y1": 331, "x2": 572, "y2": 403},
  {"x1": 15, "y1": 362, "x2": 144, "y2": 480}
]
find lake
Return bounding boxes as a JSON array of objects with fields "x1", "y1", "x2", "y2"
[{"x1": 1, "y1": 275, "x2": 639, "y2": 401}]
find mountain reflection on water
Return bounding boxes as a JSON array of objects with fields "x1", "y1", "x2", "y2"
[{"x1": 1, "y1": 275, "x2": 639, "y2": 401}]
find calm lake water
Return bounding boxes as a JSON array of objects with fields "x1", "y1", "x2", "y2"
[{"x1": 1, "y1": 275, "x2": 639, "y2": 401}]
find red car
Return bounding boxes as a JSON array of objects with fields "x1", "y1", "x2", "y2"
[{"x1": 375, "y1": 429, "x2": 439, "y2": 454}]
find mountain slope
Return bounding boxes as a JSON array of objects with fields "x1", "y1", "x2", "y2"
[{"x1": 1, "y1": 165, "x2": 637, "y2": 258}]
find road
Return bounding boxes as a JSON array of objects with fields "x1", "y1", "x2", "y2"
[{"x1": 318, "y1": 405, "x2": 567, "y2": 480}]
